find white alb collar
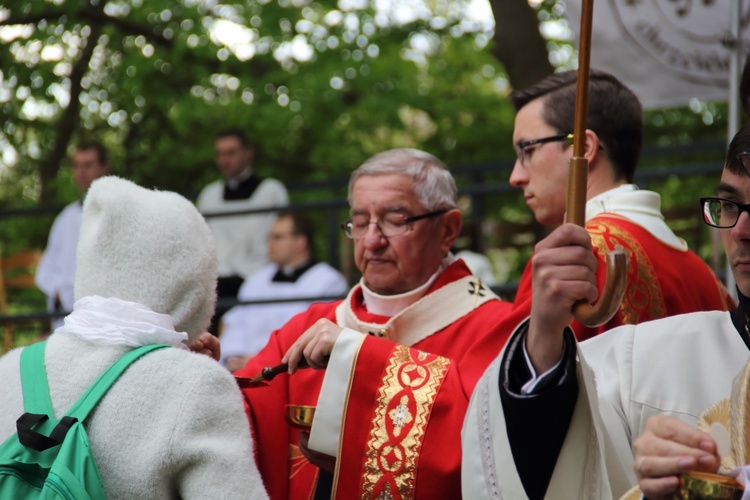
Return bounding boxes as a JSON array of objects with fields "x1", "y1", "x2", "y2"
[
  {"x1": 584, "y1": 184, "x2": 686, "y2": 250},
  {"x1": 360, "y1": 254, "x2": 456, "y2": 317},
  {"x1": 55, "y1": 296, "x2": 189, "y2": 348}
]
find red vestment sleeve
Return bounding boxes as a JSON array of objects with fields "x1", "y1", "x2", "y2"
[
  {"x1": 235, "y1": 304, "x2": 336, "y2": 500},
  {"x1": 513, "y1": 215, "x2": 734, "y2": 341}
]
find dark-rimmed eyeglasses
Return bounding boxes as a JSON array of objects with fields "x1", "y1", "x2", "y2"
[
  {"x1": 515, "y1": 133, "x2": 573, "y2": 166},
  {"x1": 341, "y1": 209, "x2": 448, "y2": 239},
  {"x1": 701, "y1": 197, "x2": 750, "y2": 228}
]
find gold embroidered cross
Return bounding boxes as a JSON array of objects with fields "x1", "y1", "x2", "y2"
[{"x1": 468, "y1": 279, "x2": 485, "y2": 307}]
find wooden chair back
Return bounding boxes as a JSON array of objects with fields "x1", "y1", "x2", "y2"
[{"x1": 1, "y1": 249, "x2": 42, "y2": 353}]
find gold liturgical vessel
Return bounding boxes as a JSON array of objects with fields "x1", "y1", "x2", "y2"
[
  {"x1": 677, "y1": 471, "x2": 742, "y2": 500},
  {"x1": 285, "y1": 405, "x2": 316, "y2": 430}
]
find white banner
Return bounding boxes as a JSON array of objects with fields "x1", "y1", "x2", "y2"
[{"x1": 564, "y1": 0, "x2": 750, "y2": 108}]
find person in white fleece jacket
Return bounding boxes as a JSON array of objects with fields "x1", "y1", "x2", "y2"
[{"x1": 0, "y1": 176, "x2": 268, "y2": 499}]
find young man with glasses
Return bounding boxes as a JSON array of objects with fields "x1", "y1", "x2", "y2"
[
  {"x1": 509, "y1": 69, "x2": 732, "y2": 340},
  {"x1": 233, "y1": 148, "x2": 515, "y2": 499},
  {"x1": 463, "y1": 123, "x2": 750, "y2": 499}
]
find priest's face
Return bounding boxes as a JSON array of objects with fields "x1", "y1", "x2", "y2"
[
  {"x1": 72, "y1": 148, "x2": 109, "y2": 195},
  {"x1": 215, "y1": 136, "x2": 253, "y2": 179},
  {"x1": 509, "y1": 98, "x2": 573, "y2": 226},
  {"x1": 350, "y1": 174, "x2": 458, "y2": 295},
  {"x1": 719, "y1": 169, "x2": 750, "y2": 297}
]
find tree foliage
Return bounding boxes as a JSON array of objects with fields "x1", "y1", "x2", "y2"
[
  {"x1": 0, "y1": 0, "x2": 513, "y2": 206},
  {"x1": 0, "y1": 0, "x2": 734, "y2": 280}
]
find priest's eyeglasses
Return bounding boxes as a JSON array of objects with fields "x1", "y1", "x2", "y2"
[
  {"x1": 515, "y1": 133, "x2": 573, "y2": 166},
  {"x1": 701, "y1": 197, "x2": 750, "y2": 228},
  {"x1": 341, "y1": 210, "x2": 448, "y2": 239}
]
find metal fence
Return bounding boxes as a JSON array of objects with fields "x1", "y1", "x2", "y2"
[{"x1": 0, "y1": 141, "x2": 728, "y2": 331}]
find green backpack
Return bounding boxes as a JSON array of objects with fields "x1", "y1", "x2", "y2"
[{"x1": 0, "y1": 341, "x2": 168, "y2": 499}]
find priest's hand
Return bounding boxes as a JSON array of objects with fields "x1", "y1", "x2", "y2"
[
  {"x1": 298, "y1": 431, "x2": 336, "y2": 473},
  {"x1": 527, "y1": 224, "x2": 598, "y2": 373},
  {"x1": 283, "y1": 318, "x2": 342, "y2": 373},
  {"x1": 633, "y1": 414, "x2": 720, "y2": 499},
  {"x1": 189, "y1": 331, "x2": 221, "y2": 362}
]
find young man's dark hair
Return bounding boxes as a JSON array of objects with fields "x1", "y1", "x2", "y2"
[
  {"x1": 215, "y1": 127, "x2": 252, "y2": 149},
  {"x1": 726, "y1": 121, "x2": 750, "y2": 177},
  {"x1": 279, "y1": 211, "x2": 317, "y2": 260},
  {"x1": 75, "y1": 140, "x2": 109, "y2": 166},
  {"x1": 510, "y1": 69, "x2": 643, "y2": 183}
]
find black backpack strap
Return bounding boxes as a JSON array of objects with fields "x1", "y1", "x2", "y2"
[{"x1": 16, "y1": 413, "x2": 77, "y2": 452}]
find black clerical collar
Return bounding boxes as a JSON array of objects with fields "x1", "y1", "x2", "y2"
[
  {"x1": 730, "y1": 288, "x2": 750, "y2": 349},
  {"x1": 226, "y1": 168, "x2": 253, "y2": 189},
  {"x1": 223, "y1": 172, "x2": 262, "y2": 200},
  {"x1": 271, "y1": 260, "x2": 317, "y2": 283}
]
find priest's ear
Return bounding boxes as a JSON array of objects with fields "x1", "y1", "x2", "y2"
[
  {"x1": 439, "y1": 209, "x2": 463, "y2": 255},
  {"x1": 582, "y1": 129, "x2": 605, "y2": 168}
]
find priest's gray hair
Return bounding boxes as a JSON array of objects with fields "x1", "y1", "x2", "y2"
[{"x1": 347, "y1": 148, "x2": 457, "y2": 211}]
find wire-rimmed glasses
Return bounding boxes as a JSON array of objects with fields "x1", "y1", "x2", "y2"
[{"x1": 341, "y1": 209, "x2": 448, "y2": 239}]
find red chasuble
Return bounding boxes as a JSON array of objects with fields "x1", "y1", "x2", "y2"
[
  {"x1": 513, "y1": 214, "x2": 734, "y2": 341},
  {"x1": 235, "y1": 260, "x2": 514, "y2": 499}
]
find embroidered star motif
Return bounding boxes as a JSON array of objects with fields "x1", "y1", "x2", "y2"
[{"x1": 389, "y1": 399, "x2": 413, "y2": 435}]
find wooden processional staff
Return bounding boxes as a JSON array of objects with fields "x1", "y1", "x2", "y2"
[{"x1": 565, "y1": 0, "x2": 627, "y2": 327}]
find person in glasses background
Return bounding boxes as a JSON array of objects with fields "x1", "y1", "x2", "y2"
[
  {"x1": 509, "y1": 69, "x2": 732, "y2": 341},
  {"x1": 232, "y1": 148, "x2": 516, "y2": 499},
  {"x1": 219, "y1": 211, "x2": 348, "y2": 372}
]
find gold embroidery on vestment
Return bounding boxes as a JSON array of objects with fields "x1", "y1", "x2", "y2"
[
  {"x1": 587, "y1": 218, "x2": 665, "y2": 324},
  {"x1": 288, "y1": 444, "x2": 309, "y2": 480},
  {"x1": 360, "y1": 345, "x2": 450, "y2": 499}
]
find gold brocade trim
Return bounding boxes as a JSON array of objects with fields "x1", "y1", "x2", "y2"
[
  {"x1": 698, "y1": 398, "x2": 736, "y2": 472},
  {"x1": 360, "y1": 346, "x2": 450, "y2": 499},
  {"x1": 692, "y1": 360, "x2": 750, "y2": 476},
  {"x1": 290, "y1": 445, "x2": 320, "y2": 500},
  {"x1": 734, "y1": 360, "x2": 750, "y2": 468},
  {"x1": 289, "y1": 444, "x2": 309, "y2": 480},
  {"x1": 587, "y1": 217, "x2": 666, "y2": 324}
]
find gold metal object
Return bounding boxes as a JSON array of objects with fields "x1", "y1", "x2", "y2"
[
  {"x1": 286, "y1": 405, "x2": 316, "y2": 430},
  {"x1": 677, "y1": 472, "x2": 743, "y2": 500},
  {"x1": 565, "y1": 0, "x2": 628, "y2": 327}
]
